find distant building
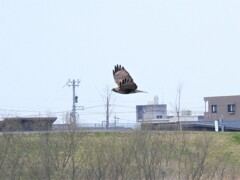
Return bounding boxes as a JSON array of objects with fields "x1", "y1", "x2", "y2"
[
  {"x1": 136, "y1": 104, "x2": 168, "y2": 122},
  {"x1": 0, "y1": 117, "x2": 57, "y2": 132},
  {"x1": 138, "y1": 95, "x2": 240, "y2": 131},
  {"x1": 204, "y1": 95, "x2": 240, "y2": 121}
]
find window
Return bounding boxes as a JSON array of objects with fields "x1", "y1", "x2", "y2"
[
  {"x1": 212, "y1": 105, "x2": 217, "y2": 113},
  {"x1": 156, "y1": 115, "x2": 163, "y2": 119},
  {"x1": 228, "y1": 104, "x2": 235, "y2": 113}
]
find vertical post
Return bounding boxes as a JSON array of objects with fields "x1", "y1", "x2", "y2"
[
  {"x1": 114, "y1": 114, "x2": 119, "y2": 127},
  {"x1": 219, "y1": 116, "x2": 224, "y2": 132},
  {"x1": 204, "y1": 100, "x2": 206, "y2": 113},
  {"x1": 214, "y1": 120, "x2": 219, "y2": 132}
]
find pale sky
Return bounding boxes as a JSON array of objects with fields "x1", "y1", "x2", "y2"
[{"x1": 0, "y1": 0, "x2": 240, "y2": 124}]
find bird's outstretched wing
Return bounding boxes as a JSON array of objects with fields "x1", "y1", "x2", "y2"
[{"x1": 113, "y1": 65, "x2": 137, "y2": 91}]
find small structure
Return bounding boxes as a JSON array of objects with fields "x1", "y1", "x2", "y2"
[
  {"x1": 136, "y1": 104, "x2": 168, "y2": 122},
  {"x1": 204, "y1": 95, "x2": 240, "y2": 121},
  {"x1": 136, "y1": 96, "x2": 168, "y2": 122},
  {"x1": 0, "y1": 117, "x2": 57, "y2": 132}
]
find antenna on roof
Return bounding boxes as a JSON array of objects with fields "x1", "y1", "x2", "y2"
[{"x1": 154, "y1": 95, "x2": 159, "y2": 105}]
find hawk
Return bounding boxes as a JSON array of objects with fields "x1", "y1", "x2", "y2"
[{"x1": 112, "y1": 64, "x2": 146, "y2": 94}]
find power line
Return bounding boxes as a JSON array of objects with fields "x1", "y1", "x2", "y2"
[{"x1": 84, "y1": 105, "x2": 104, "y2": 109}]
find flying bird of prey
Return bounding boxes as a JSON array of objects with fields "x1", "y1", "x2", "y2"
[{"x1": 112, "y1": 64, "x2": 146, "y2": 94}]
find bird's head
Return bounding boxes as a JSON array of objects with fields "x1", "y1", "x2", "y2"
[{"x1": 112, "y1": 88, "x2": 117, "y2": 92}]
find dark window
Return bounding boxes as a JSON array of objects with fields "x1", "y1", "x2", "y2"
[
  {"x1": 156, "y1": 115, "x2": 163, "y2": 119},
  {"x1": 212, "y1": 105, "x2": 217, "y2": 113},
  {"x1": 228, "y1": 104, "x2": 235, "y2": 113}
]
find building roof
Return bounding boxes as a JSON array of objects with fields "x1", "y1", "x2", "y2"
[{"x1": 204, "y1": 95, "x2": 240, "y2": 100}]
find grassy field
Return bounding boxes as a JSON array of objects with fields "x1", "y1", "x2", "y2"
[{"x1": 1, "y1": 130, "x2": 240, "y2": 179}]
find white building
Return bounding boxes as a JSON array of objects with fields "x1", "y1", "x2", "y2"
[{"x1": 136, "y1": 104, "x2": 168, "y2": 122}]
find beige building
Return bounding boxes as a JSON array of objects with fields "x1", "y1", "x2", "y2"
[{"x1": 204, "y1": 95, "x2": 240, "y2": 121}]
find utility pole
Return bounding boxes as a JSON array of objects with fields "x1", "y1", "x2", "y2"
[{"x1": 66, "y1": 79, "x2": 80, "y2": 129}]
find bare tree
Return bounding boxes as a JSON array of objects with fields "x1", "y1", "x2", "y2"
[
  {"x1": 175, "y1": 83, "x2": 183, "y2": 131},
  {"x1": 101, "y1": 85, "x2": 115, "y2": 129}
]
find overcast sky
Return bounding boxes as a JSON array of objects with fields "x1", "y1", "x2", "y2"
[{"x1": 0, "y1": 0, "x2": 240, "y2": 124}]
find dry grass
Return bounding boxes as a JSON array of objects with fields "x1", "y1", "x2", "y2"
[{"x1": 0, "y1": 130, "x2": 240, "y2": 179}]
